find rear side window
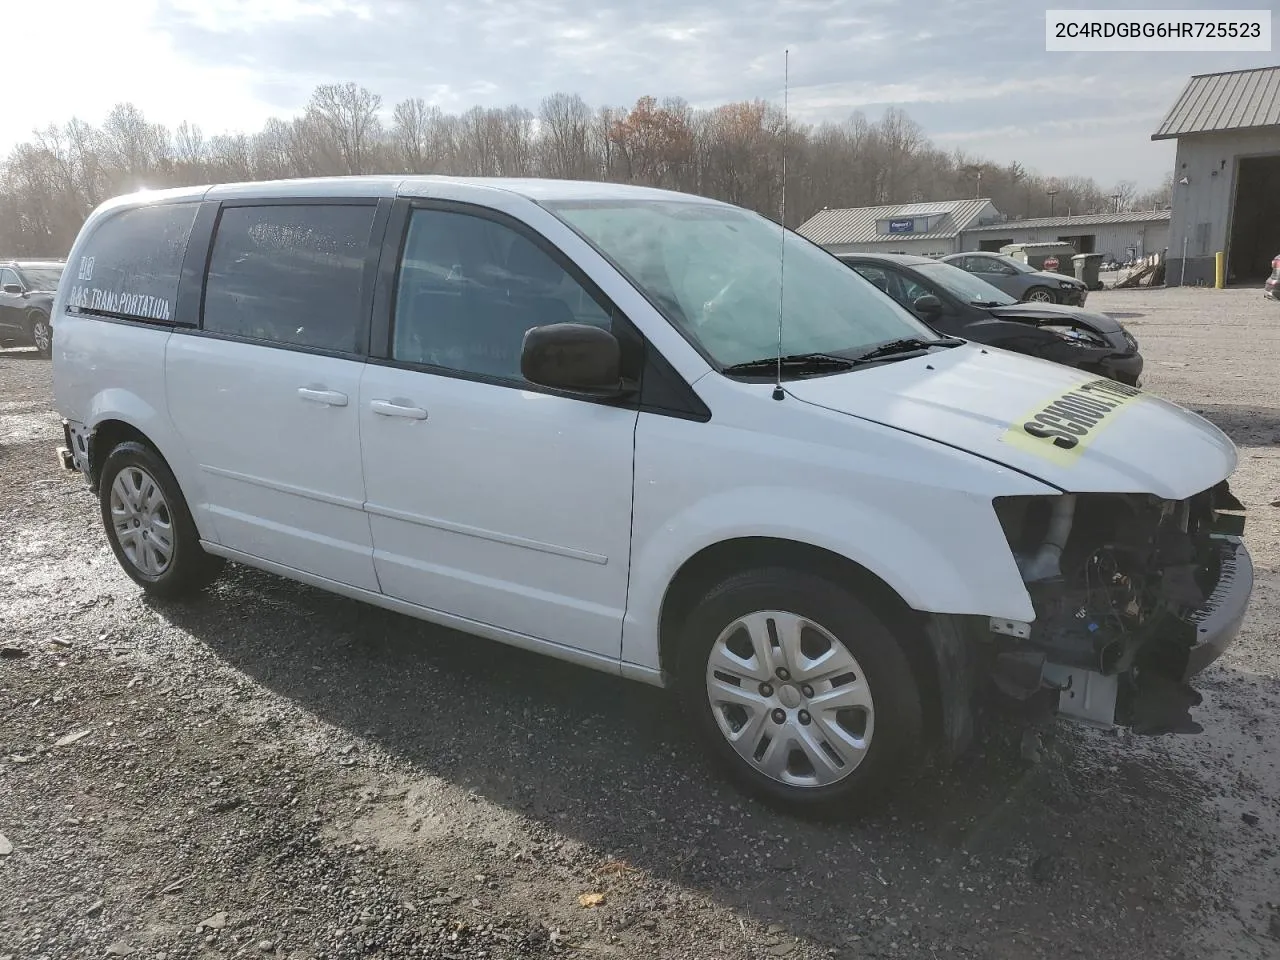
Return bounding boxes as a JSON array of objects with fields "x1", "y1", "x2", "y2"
[
  {"x1": 202, "y1": 204, "x2": 376, "y2": 353},
  {"x1": 66, "y1": 202, "x2": 199, "y2": 323}
]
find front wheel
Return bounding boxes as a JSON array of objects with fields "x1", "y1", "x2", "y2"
[
  {"x1": 99, "y1": 441, "x2": 224, "y2": 598},
  {"x1": 1024, "y1": 286, "x2": 1057, "y2": 304},
  {"x1": 28, "y1": 313, "x2": 51, "y2": 358},
  {"x1": 677, "y1": 568, "x2": 923, "y2": 815}
]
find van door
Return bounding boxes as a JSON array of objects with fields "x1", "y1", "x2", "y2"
[
  {"x1": 358, "y1": 203, "x2": 638, "y2": 660},
  {"x1": 166, "y1": 200, "x2": 385, "y2": 591}
]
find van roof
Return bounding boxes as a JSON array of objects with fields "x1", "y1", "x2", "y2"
[{"x1": 103, "y1": 176, "x2": 724, "y2": 208}]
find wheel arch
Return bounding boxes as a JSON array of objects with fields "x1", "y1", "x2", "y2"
[
  {"x1": 87, "y1": 419, "x2": 169, "y2": 491},
  {"x1": 656, "y1": 536, "x2": 944, "y2": 745}
]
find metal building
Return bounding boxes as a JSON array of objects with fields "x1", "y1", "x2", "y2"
[
  {"x1": 1154, "y1": 66, "x2": 1280, "y2": 286},
  {"x1": 958, "y1": 210, "x2": 1171, "y2": 263},
  {"x1": 796, "y1": 199, "x2": 999, "y2": 257}
]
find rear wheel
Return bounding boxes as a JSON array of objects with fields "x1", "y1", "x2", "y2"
[
  {"x1": 677, "y1": 567, "x2": 923, "y2": 815},
  {"x1": 28, "y1": 313, "x2": 51, "y2": 358},
  {"x1": 99, "y1": 441, "x2": 224, "y2": 597},
  {"x1": 1024, "y1": 286, "x2": 1057, "y2": 304}
]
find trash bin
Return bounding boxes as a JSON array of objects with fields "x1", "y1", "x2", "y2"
[{"x1": 1072, "y1": 253, "x2": 1104, "y2": 291}]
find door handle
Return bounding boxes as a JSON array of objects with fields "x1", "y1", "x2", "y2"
[
  {"x1": 297, "y1": 387, "x2": 349, "y2": 406},
  {"x1": 370, "y1": 400, "x2": 428, "y2": 420}
]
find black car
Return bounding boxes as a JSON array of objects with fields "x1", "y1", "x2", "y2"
[
  {"x1": 1265, "y1": 254, "x2": 1279, "y2": 302},
  {"x1": 839, "y1": 253, "x2": 1142, "y2": 386},
  {"x1": 0, "y1": 259, "x2": 64, "y2": 358}
]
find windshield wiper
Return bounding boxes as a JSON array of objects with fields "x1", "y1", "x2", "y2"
[
  {"x1": 851, "y1": 336, "x2": 962, "y2": 363},
  {"x1": 721, "y1": 353, "x2": 855, "y2": 376},
  {"x1": 970, "y1": 299, "x2": 1004, "y2": 307}
]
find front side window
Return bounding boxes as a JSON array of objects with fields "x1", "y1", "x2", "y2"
[
  {"x1": 971, "y1": 256, "x2": 1015, "y2": 276},
  {"x1": 896, "y1": 271, "x2": 936, "y2": 304},
  {"x1": 0, "y1": 268, "x2": 20, "y2": 289},
  {"x1": 65, "y1": 202, "x2": 199, "y2": 323},
  {"x1": 392, "y1": 208, "x2": 612, "y2": 381},
  {"x1": 203, "y1": 203, "x2": 376, "y2": 352},
  {"x1": 998, "y1": 255, "x2": 1037, "y2": 274},
  {"x1": 849, "y1": 263, "x2": 894, "y2": 295},
  {"x1": 546, "y1": 198, "x2": 938, "y2": 369}
]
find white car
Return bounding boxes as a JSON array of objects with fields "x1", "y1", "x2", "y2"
[{"x1": 52, "y1": 176, "x2": 1252, "y2": 814}]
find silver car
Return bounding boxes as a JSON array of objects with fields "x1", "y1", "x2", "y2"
[{"x1": 940, "y1": 252, "x2": 1087, "y2": 306}]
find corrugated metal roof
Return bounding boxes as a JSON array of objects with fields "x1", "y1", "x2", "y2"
[
  {"x1": 965, "y1": 210, "x2": 1171, "y2": 232},
  {"x1": 1152, "y1": 66, "x2": 1280, "y2": 140},
  {"x1": 796, "y1": 198, "x2": 994, "y2": 245}
]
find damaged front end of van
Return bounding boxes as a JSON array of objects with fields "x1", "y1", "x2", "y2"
[{"x1": 986, "y1": 480, "x2": 1251, "y2": 734}]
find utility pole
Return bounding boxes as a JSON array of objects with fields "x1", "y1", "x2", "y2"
[{"x1": 1046, "y1": 188, "x2": 1059, "y2": 217}]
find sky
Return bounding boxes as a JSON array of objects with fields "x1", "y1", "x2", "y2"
[{"x1": 8, "y1": 0, "x2": 1278, "y2": 190}]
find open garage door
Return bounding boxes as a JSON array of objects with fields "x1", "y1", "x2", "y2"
[{"x1": 1228, "y1": 155, "x2": 1280, "y2": 282}]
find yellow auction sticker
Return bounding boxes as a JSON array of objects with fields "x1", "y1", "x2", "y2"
[{"x1": 1001, "y1": 377, "x2": 1145, "y2": 464}]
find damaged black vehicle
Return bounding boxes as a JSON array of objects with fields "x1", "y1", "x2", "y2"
[
  {"x1": 839, "y1": 253, "x2": 1143, "y2": 386},
  {"x1": 982, "y1": 480, "x2": 1251, "y2": 736}
]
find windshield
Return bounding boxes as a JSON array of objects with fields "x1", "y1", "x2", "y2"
[
  {"x1": 994, "y1": 255, "x2": 1037, "y2": 274},
  {"x1": 545, "y1": 199, "x2": 941, "y2": 368},
  {"x1": 17, "y1": 265, "x2": 63, "y2": 290},
  {"x1": 915, "y1": 261, "x2": 1018, "y2": 306}
]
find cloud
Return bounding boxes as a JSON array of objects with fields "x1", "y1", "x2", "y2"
[{"x1": 5, "y1": 0, "x2": 1273, "y2": 188}]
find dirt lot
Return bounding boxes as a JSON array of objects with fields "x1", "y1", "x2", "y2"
[{"x1": 2, "y1": 286, "x2": 1279, "y2": 960}]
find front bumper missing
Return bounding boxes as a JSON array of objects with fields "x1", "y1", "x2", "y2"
[{"x1": 990, "y1": 535, "x2": 1253, "y2": 732}]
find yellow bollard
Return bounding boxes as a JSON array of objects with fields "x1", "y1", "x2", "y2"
[{"x1": 1215, "y1": 251, "x2": 1225, "y2": 289}]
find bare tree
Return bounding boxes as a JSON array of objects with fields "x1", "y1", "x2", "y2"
[
  {"x1": 207, "y1": 133, "x2": 253, "y2": 181},
  {"x1": 252, "y1": 118, "x2": 294, "y2": 180},
  {"x1": 0, "y1": 84, "x2": 1129, "y2": 258},
  {"x1": 1110, "y1": 179, "x2": 1138, "y2": 211},
  {"x1": 391, "y1": 97, "x2": 437, "y2": 172},
  {"x1": 1133, "y1": 172, "x2": 1173, "y2": 211},
  {"x1": 538, "y1": 93, "x2": 596, "y2": 179},
  {"x1": 306, "y1": 82, "x2": 383, "y2": 174}
]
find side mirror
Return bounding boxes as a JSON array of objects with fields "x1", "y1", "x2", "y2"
[
  {"x1": 521, "y1": 322, "x2": 624, "y2": 396},
  {"x1": 913, "y1": 294, "x2": 943, "y2": 316},
  {"x1": 2, "y1": 283, "x2": 21, "y2": 295}
]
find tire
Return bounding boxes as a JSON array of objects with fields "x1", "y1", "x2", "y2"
[
  {"x1": 1024, "y1": 286, "x2": 1057, "y2": 304},
  {"x1": 28, "y1": 313, "x2": 51, "y2": 359},
  {"x1": 99, "y1": 441, "x2": 224, "y2": 598},
  {"x1": 676, "y1": 567, "x2": 924, "y2": 816}
]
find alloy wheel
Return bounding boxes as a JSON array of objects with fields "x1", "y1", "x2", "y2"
[{"x1": 31, "y1": 318, "x2": 50, "y2": 354}]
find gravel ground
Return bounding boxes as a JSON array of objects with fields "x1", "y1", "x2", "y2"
[{"x1": 2, "y1": 286, "x2": 1278, "y2": 960}]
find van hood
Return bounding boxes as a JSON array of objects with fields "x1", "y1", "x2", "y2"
[{"x1": 785, "y1": 344, "x2": 1235, "y2": 500}]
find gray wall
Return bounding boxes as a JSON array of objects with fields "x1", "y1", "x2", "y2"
[
  {"x1": 1167, "y1": 128, "x2": 1280, "y2": 286},
  {"x1": 826, "y1": 237, "x2": 961, "y2": 258},
  {"x1": 959, "y1": 222, "x2": 1169, "y2": 259}
]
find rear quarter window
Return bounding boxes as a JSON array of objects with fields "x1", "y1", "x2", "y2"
[{"x1": 66, "y1": 202, "x2": 199, "y2": 324}]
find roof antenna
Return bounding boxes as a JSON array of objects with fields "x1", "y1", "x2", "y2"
[{"x1": 773, "y1": 48, "x2": 789, "y2": 402}]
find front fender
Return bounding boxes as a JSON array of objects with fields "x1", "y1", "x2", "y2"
[{"x1": 620, "y1": 484, "x2": 1038, "y2": 671}]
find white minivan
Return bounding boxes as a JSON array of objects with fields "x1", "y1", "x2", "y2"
[{"x1": 53, "y1": 176, "x2": 1252, "y2": 813}]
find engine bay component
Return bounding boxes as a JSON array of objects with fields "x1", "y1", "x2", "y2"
[{"x1": 991, "y1": 481, "x2": 1249, "y2": 733}]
